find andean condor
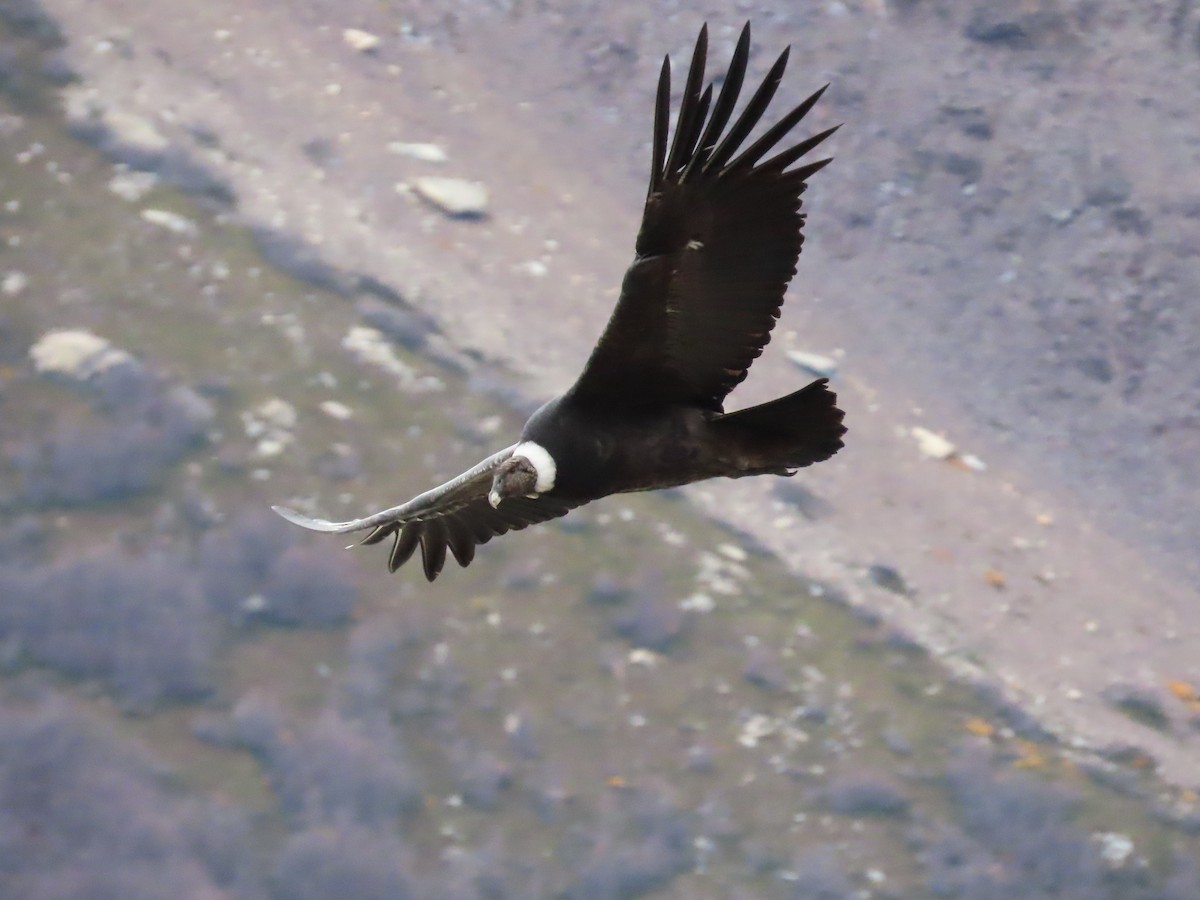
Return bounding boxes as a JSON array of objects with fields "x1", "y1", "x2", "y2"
[{"x1": 274, "y1": 22, "x2": 847, "y2": 580}]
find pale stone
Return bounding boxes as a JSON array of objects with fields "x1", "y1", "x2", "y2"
[
  {"x1": 343, "y1": 28, "x2": 381, "y2": 53},
  {"x1": 1, "y1": 270, "x2": 28, "y2": 296},
  {"x1": 103, "y1": 109, "x2": 170, "y2": 155},
  {"x1": 911, "y1": 426, "x2": 956, "y2": 460},
  {"x1": 109, "y1": 169, "x2": 159, "y2": 202},
  {"x1": 319, "y1": 399, "x2": 353, "y2": 420},
  {"x1": 412, "y1": 176, "x2": 489, "y2": 217},
  {"x1": 387, "y1": 141, "x2": 447, "y2": 162},
  {"x1": 141, "y1": 208, "x2": 197, "y2": 236},
  {"x1": 787, "y1": 350, "x2": 838, "y2": 378},
  {"x1": 29, "y1": 329, "x2": 134, "y2": 380},
  {"x1": 341, "y1": 326, "x2": 443, "y2": 392}
]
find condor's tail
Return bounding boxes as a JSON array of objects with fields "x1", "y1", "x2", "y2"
[{"x1": 715, "y1": 378, "x2": 846, "y2": 475}]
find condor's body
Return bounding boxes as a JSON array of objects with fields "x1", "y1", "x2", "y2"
[{"x1": 522, "y1": 378, "x2": 843, "y2": 503}]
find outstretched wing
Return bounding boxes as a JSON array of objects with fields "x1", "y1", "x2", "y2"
[
  {"x1": 273, "y1": 445, "x2": 582, "y2": 581},
  {"x1": 572, "y1": 22, "x2": 837, "y2": 413}
]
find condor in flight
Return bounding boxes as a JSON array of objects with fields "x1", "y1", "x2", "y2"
[{"x1": 274, "y1": 23, "x2": 846, "y2": 580}]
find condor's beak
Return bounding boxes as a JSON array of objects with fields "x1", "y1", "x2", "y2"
[{"x1": 488, "y1": 488, "x2": 502, "y2": 508}]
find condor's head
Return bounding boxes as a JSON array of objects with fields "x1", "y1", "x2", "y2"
[{"x1": 488, "y1": 441, "x2": 557, "y2": 508}]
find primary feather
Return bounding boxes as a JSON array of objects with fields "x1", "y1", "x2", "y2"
[{"x1": 573, "y1": 22, "x2": 836, "y2": 412}]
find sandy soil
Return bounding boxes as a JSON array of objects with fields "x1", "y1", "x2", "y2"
[{"x1": 35, "y1": 0, "x2": 1200, "y2": 786}]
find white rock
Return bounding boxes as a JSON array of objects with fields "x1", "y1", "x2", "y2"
[
  {"x1": 2, "y1": 270, "x2": 28, "y2": 296},
  {"x1": 477, "y1": 415, "x2": 503, "y2": 435},
  {"x1": 256, "y1": 438, "x2": 286, "y2": 458},
  {"x1": 627, "y1": 648, "x2": 661, "y2": 668},
  {"x1": 242, "y1": 594, "x2": 267, "y2": 612},
  {"x1": 1093, "y1": 832, "x2": 1134, "y2": 867},
  {"x1": 787, "y1": 350, "x2": 838, "y2": 378},
  {"x1": 108, "y1": 169, "x2": 158, "y2": 202},
  {"x1": 29, "y1": 329, "x2": 134, "y2": 380},
  {"x1": 680, "y1": 593, "x2": 715, "y2": 613},
  {"x1": 141, "y1": 208, "x2": 197, "y2": 236},
  {"x1": 254, "y1": 398, "x2": 297, "y2": 430},
  {"x1": 959, "y1": 453, "x2": 987, "y2": 472},
  {"x1": 242, "y1": 398, "x2": 296, "y2": 459},
  {"x1": 657, "y1": 523, "x2": 687, "y2": 547},
  {"x1": 695, "y1": 550, "x2": 748, "y2": 595},
  {"x1": 319, "y1": 399, "x2": 353, "y2": 420},
  {"x1": 103, "y1": 109, "x2": 170, "y2": 156},
  {"x1": 342, "y1": 326, "x2": 443, "y2": 393},
  {"x1": 412, "y1": 176, "x2": 489, "y2": 217},
  {"x1": 911, "y1": 426, "x2": 956, "y2": 460},
  {"x1": 343, "y1": 28, "x2": 381, "y2": 53},
  {"x1": 717, "y1": 542, "x2": 748, "y2": 562},
  {"x1": 387, "y1": 141, "x2": 447, "y2": 163},
  {"x1": 60, "y1": 86, "x2": 99, "y2": 132},
  {"x1": 737, "y1": 714, "x2": 778, "y2": 748}
]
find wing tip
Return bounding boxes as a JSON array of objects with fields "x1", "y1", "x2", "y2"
[{"x1": 271, "y1": 504, "x2": 342, "y2": 533}]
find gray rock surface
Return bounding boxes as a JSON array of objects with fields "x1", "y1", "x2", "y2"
[{"x1": 32, "y1": 0, "x2": 1200, "y2": 787}]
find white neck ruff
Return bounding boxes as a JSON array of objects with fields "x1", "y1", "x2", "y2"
[{"x1": 512, "y1": 441, "x2": 556, "y2": 493}]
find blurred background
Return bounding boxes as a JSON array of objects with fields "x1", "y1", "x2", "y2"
[{"x1": 1, "y1": 0, "x2": 1199, "y2": 897}]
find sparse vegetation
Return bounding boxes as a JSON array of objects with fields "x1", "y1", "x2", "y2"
[
  {"x1": 0, "y1": 550, "x2": 215, "y2": 708},
  {"x1": 1, "y1": 6, "x2": 1199, "y2": 900}
]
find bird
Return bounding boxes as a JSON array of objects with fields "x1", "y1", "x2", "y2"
[{"x1": 273, "y1": 22, "x2": 847, "y2": 581}]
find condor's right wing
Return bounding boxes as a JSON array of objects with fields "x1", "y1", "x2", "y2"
[{"x1": 273, "y1": 445, "x2": 581, "y2": 581}]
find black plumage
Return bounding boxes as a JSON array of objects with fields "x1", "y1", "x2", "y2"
[{"x1": 274, "y1": 22, "x2": 847, "y2": 581}]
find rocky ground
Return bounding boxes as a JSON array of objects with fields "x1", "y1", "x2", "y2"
[
  {"x1": 25, "y1": 0, "x2": 1200, "y2": 780},
  {"x1": 3, "y1": 0, "x2": 1200, "y2": 897}
]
